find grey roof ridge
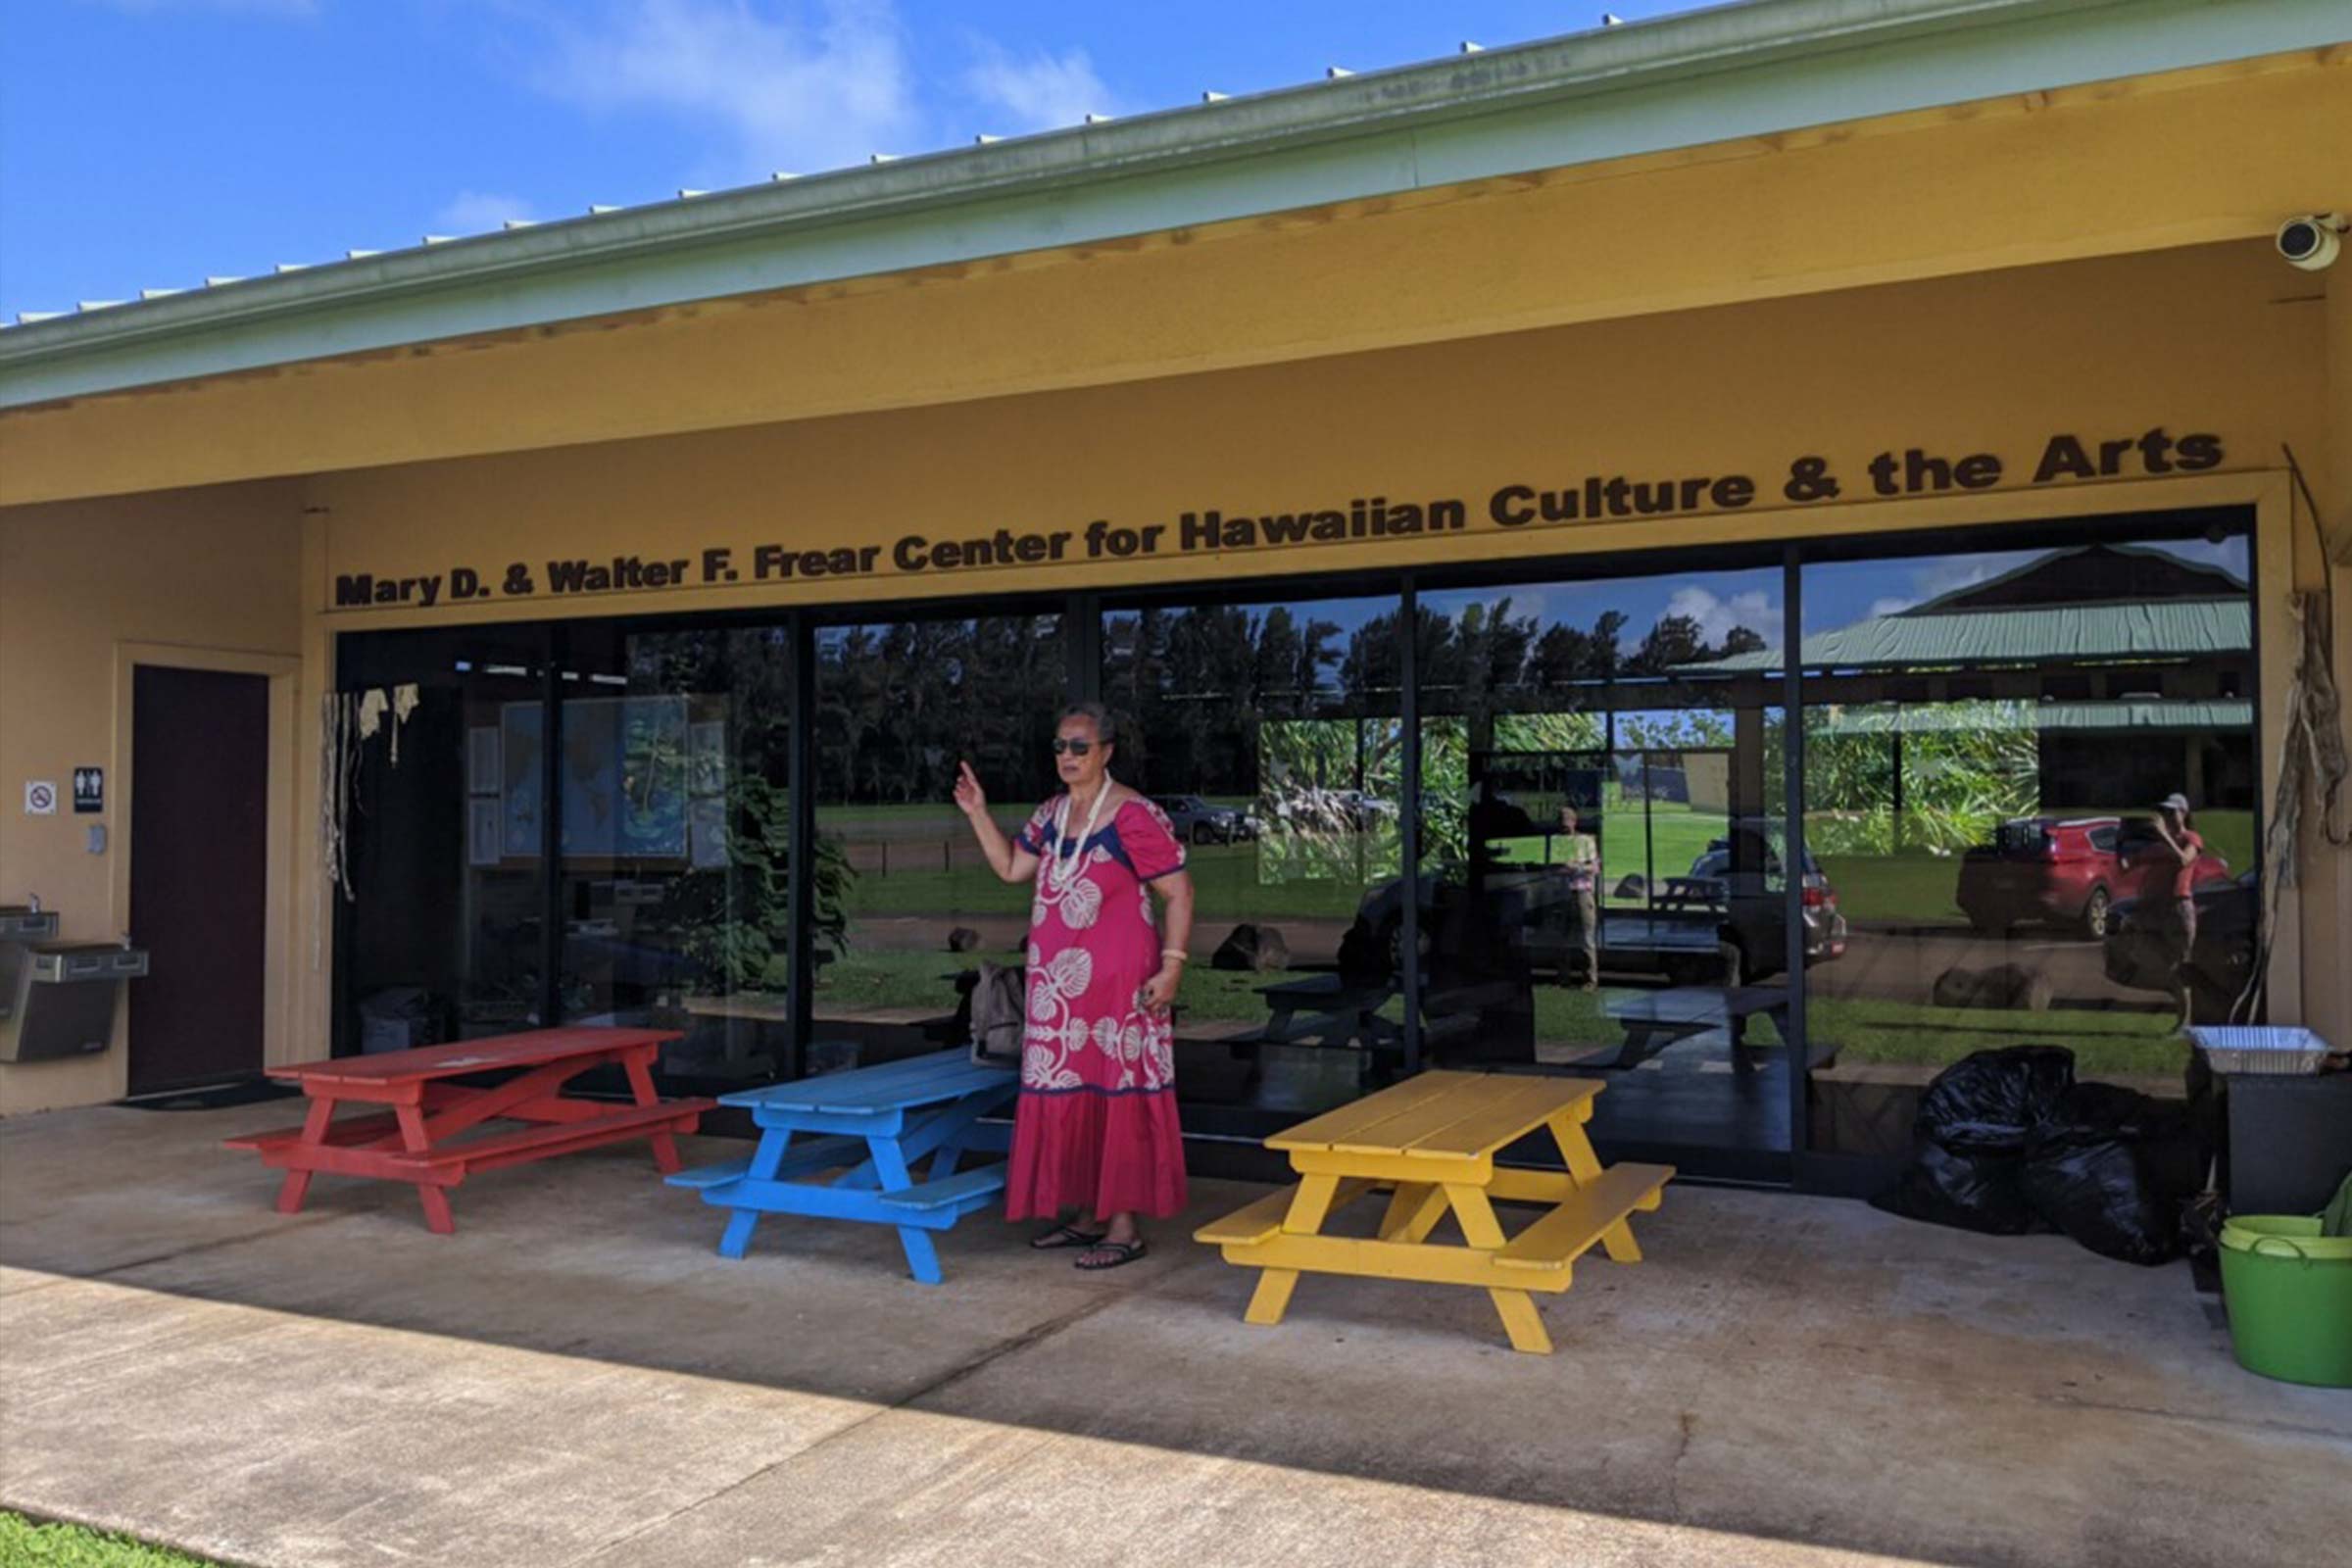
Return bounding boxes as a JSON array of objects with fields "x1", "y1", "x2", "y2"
[{"x1": 0, "y1": 0, "x2": 2108, "y2": 365}]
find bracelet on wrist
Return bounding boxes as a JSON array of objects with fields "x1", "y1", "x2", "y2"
[{"x1": 1161, "y1": 949, "x2": 1188, "y2": 963}]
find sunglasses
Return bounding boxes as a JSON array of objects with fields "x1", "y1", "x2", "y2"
[{"x1": 1050, "y1": 738, "x2": 1098, "y2": 757}]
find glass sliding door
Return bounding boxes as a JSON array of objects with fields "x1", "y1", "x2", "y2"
[
  {"x1": 1416, "y1": 559, "x2": 1803, "y2": 1177},
  {"x1": 1102, "y1": 588, "x2": 1405, "y2": 1130},
  {"x1": 811, "y1": 611, "x2": 1067, "y2": 1070},
  {"x1": 1795, "y1": 515, "x2": 2258, "y2": 1165},
  {"x1": 550, "y1": 620, "x2": 798, "y2": 1084},
  {"x1": 335, "y1": 624, "x2": 556, "y2": 1053}
]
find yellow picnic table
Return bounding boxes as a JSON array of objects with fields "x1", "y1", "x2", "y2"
[{"x1": 1195, "y1": 1071, "x2": 1673, "y2": 1353}]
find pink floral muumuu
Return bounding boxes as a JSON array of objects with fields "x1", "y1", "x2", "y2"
[{"x1": 1004, "y1": 795, "x2": 1189, "y2": 1220}]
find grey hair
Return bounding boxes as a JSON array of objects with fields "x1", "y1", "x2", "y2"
[{"x1": 1057, "y1": 702, "x2": 1118, "y2": 746}]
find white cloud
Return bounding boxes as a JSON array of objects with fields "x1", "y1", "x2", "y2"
[
  {"x1": 529, "y1": 0, "x2": 916, "y2": 178},
  {"x1": 1912, "y1": 553, "x2": 2031, "y2": 601},
  {"x1": 433, "y1": 191, "x2": 538, "y2": 234},
  {"x1": 1845, "y1": 550, "x2": 2027, "y2": 620},
  {"x1": 962, "y1": 39, "x2": 1118, "y2": 133},
  {"x1": 1662, "y1": 585, "x2": 1778, "y2": 647}
]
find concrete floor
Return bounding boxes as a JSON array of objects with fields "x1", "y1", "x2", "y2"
[{"x1": 1, "y1": 1103, "x2": 2344, "y2": 1568}]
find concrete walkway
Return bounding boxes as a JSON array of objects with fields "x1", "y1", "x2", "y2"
[{"x1": 2, "y1": 1102, "x2": 2343, "y2": 1568}]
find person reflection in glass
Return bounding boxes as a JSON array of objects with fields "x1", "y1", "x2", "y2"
[
  {"x1": 2148, "y1": 791, "x2": 2206, "y2": 1028},
  {"x1": 1554, "y1": 804, "x2": 1600, "y2": 990}
]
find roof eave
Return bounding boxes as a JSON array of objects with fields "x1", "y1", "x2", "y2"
[
  {"x1": 0, "y1": 0, "x2": 2112, "y2": 364},
  {"x1": 6, "y1": 0, "x2": 2341, "y2": 409}
]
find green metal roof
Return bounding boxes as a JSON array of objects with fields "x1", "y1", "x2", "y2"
[
  {"x1": 1810, "y1": 699, "x2": 2254, "y2": 735},
  {"x1": 1702, "y1": 600, "x2": 2250, "y2": 671},
  {"x1": 5, "y1": 0, "x2": 2347, "y2": 410}
]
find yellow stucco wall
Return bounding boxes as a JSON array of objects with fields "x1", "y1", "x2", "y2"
[
  {"x1": 308, "y1": 241, "x2": 2323, "y2": 625},
  {"x1": 0, "y1": 483, "x2": 305, "y2": 1112}
]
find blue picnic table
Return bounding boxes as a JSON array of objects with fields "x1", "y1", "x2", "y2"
[{"x1": 667, "y1": 1049, "x2": 1017, "y2": 1284}]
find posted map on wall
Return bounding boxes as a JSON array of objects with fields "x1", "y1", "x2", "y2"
[{"x1": 499, "y1": 697, "x2": 691, "y2": 860}]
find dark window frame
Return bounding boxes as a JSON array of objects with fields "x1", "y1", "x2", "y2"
[{"x1": 329, "y1": 503, "x2": 2260, "y2": 1189}]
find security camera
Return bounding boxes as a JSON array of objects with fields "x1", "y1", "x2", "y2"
[{"x1": 2276, "y1": 213, "x2": 2344, "y2": 271}]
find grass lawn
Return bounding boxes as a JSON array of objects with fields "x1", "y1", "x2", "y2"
[
  {"x1": 0, "y1": 1514, "x2": 216, "y2": 1568},
  {"x1": 1484, "y1": 798, "x2": 1722, "y2": 900},
  {"x1": 817, "y1": 951, "x2": 1348, "y2": 1025},
  {"x1": 1816, "y1": 808, "x2": 2256, "y2": 929},
  {"x1": 839, "y1": 799, "x2": 1744, "y2": 923},
  {"x1": 1807, "y1": 998, "x2": 2184, "y2": 1076},
  {"x1": 813, "y1": 951, "x2": 2181, "y2": 1074},
  {"x1": 840, "y1": 839, "x2": 1380, "y2": 922},
  {"x1": 1814, "y1": 853, "x2": 1968, "y2": 926}
]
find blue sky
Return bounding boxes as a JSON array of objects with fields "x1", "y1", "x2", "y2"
[{"x1": 4, "y1": 0, "x2": 1697, "y2": 319}]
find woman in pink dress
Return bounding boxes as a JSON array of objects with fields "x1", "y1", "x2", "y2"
[{"x1": 954, "y1": 703, "x2": 1195, "y2": 1269}]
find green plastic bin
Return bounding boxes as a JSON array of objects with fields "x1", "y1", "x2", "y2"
[{"x1": 2219, "y1": 1215, "x2": 2352, "y2": 1388}]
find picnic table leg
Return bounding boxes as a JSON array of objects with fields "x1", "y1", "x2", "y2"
[
  {"x1": 1443, "y1": 1184, "x2": 1552, "y2": 1354},
  {"x1": 864, "y1": 1137, "x2": 942, "y2": 1286},
  {"x1": 275, "y1": 1095, "x2": 336, "y2": 1215},
  {"x1": 621, "y1": 1050, "x2": 683, "y2": 1174},
  {"x1": 831, "y1": 1093, "x2": 997, "y2": 1192},
  {"x1": 1376, "y1": 1182, "x2": 1448, "y2": 1244},
  {"x1": 1245, "y1": 1172, "x2": 1342, "y2": 1327},
  {"x1": 394, "y1": 1102, "x2": 456, "y2": 1236},
  {"x1": 1549, "y1": 1110, "x2": 1642, "y2": 1263},
  {"x1": 718, "y1": 1126, "x2": 795, "y2": 1258}
]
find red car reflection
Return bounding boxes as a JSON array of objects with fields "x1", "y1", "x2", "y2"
[{"x1": 1956, "y1": 814, "x2": 2230, "y2": 939}]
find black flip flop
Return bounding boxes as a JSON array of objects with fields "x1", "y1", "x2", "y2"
[
  {"x1": 1031, "y1": 1224, "x2": 1107, "y2": 1250},
  {"x1": 1075, "y1": 1239, "x2": 1149, "y2": 1270}
]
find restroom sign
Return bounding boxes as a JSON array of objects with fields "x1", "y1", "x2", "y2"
[
  {"x1": 74, "y1": 767, "x2": 104, "y2": 813},
  {"x1": 24, "y1": 780, "x2": 58, "y2": 815}
]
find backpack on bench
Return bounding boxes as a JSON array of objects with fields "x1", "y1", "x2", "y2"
[{"x1": 968, "y1": 961, "x2": 1026, "y2": 1069}]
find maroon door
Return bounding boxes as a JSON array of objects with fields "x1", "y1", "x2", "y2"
[{"x1": 128, "y1": 666, "x2": 269, "y2": 1094}]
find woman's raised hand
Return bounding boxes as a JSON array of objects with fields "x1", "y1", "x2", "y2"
[{"x1": 953, "y1": 760, "x2": 988, "y2": 819}]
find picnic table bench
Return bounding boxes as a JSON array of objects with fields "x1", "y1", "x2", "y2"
[
  {"x1": 1247, "y1": 974, "x2": 1400, "y2": 1052},
  {"x1": 1592, "y1": 984, "x2": 1789, "y2": 1068},
  {"x1": 669, "y1": 1049, "x2": 1015, "y2": 1284},
  {"x1": 224, "y1": 1027, "x2": 711, "y2": 1235},
  {"x1": 1237, "y1": 973, "x2": 1508, "y2": 1066},
  {"x1": 1196, "y1": 1070, "x2": 1671, "y2": 1353}
]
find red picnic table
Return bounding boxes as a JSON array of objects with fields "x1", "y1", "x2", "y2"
[{"x1": 225, "y1": 1027, "x2": 713, "y2": 1234}]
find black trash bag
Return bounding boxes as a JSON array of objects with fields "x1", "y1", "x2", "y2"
[
  {"x1": 2019, "y1": 1084, "x2": 2199, "y2": 1266},
  {"x1": 1874, "y1": 1140, "x2": 2046, "y2": 1235},
  {"x1": 1872, "y1": 1047, "x2": 2077, "y2": 1235},
  {"x1": 1913, "y1": 1046, "x2": 2077, "y2": 1152}
]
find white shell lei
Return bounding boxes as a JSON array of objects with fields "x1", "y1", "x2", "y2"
[{"x1": 1044, "y1": 777, "x2": 1115, "y2": 894}]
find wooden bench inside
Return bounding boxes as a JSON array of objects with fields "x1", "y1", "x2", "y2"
[{"x1": 1494, "y1": 1162, "x2": 1674, "y2": 1272}]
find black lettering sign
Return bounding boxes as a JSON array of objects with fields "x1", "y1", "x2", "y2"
[{"x1": 326, "y1": 427, "x2": 2229, "y2": 612}]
